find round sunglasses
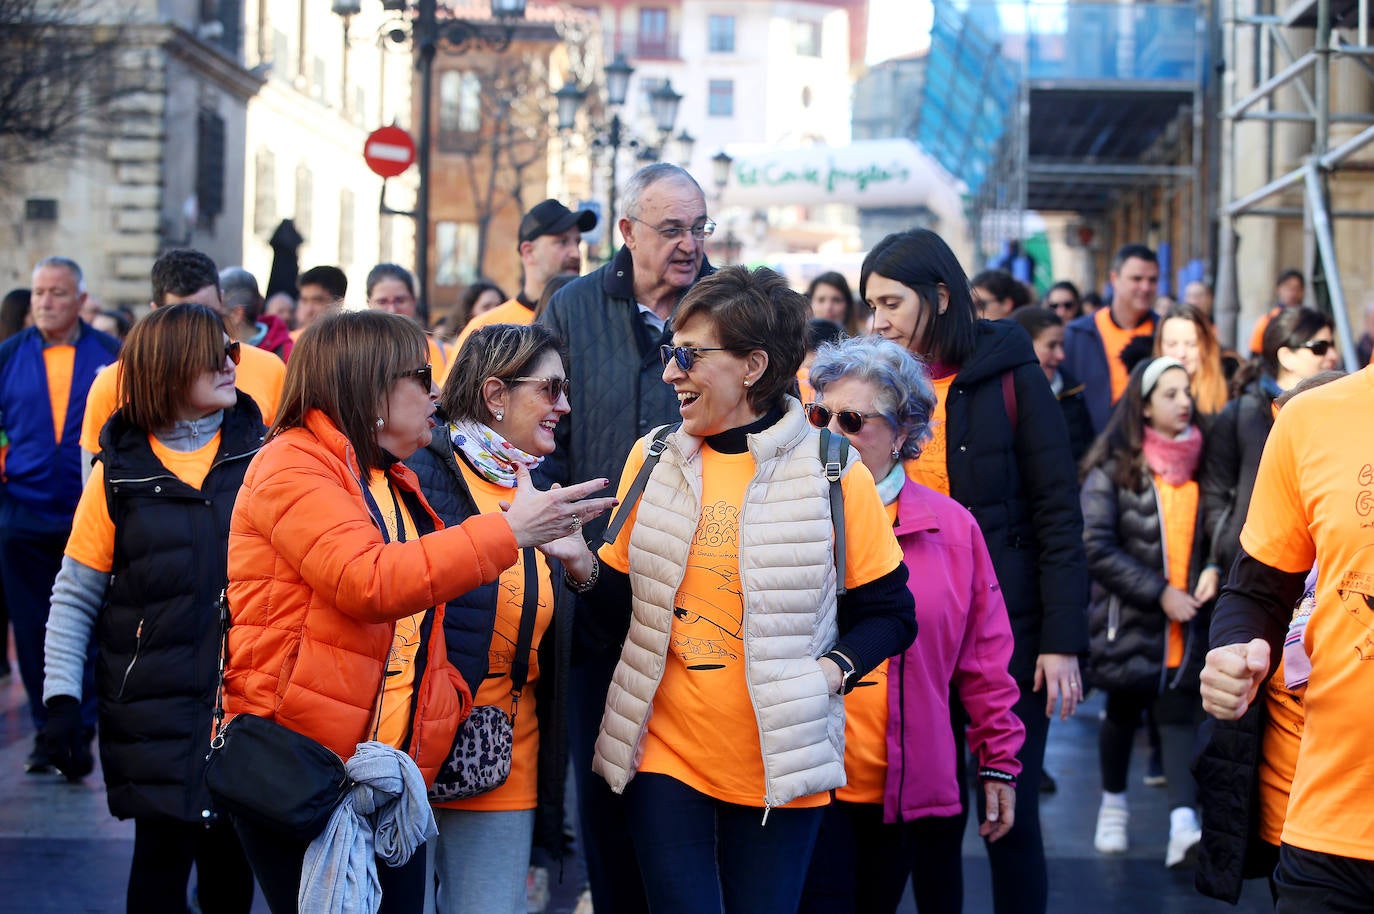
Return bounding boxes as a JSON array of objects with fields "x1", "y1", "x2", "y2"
[{"x1": 805, "y1": 402, "x2": 883, "y2": 434}]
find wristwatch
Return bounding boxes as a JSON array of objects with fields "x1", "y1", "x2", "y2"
[{"x1": 821, "y1": 649, "x2": 859, "y2": 695}]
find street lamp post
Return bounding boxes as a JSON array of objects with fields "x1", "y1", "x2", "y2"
[{"x1": 557, "y1": 54, "x2": 685, "y2": 260}]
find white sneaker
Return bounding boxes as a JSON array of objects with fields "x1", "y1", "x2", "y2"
[
  {"x1": 1166, "y1": 821, "x2": 1202, "y2": 869},
  {"x1": 1094, "y1": 804, "x2": 1130, "y2": 854}
]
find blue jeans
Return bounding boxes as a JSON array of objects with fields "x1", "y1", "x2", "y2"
[
  {"x1": 624, "y1": 773, "x2": 825, "y2": 914},
  {"x1": 426, "y1": 807, "x2": 534, "y2": 914}
]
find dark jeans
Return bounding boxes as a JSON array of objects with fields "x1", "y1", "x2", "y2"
[
  {"x1": 954, "y1": 681, "x2": 1050, "y2": 914},
  {"x1": 1275, "y1": 843, "x2": 1374, "y2": 914},
  {"x1": 623, "y1": 773, "x2": 824, "y2": 914},
  {"x1": 1099, "y1": 686, "x2": 1203, "y2": 811},
  {"x1": 568, "y1": 637, "x2": 649, "y2": 914},
  {"x1": 0, "y1": 505, "x2": 97, "y2": 731},
  {"x1": 800, "y1": 801, "x2": 964, "y2": 914},
  {"x1": 232, "y1": 815, "x2": 427, "y2": 914},
  {"x1": 128, "y1": 816, "x2": 254, "y2": 914}
]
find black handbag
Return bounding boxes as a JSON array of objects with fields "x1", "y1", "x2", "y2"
[
  {"x1": 203, "y1": 590, "x2": 355, "y2": 842},
  {"x1": 428, "y1": 548, "x2": 539, "y2": 803}
]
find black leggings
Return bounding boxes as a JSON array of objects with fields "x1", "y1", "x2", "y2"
[
  {"x1": 1099, "y1": 686, "x2": 1203, "y2": 811},
  {"x1": 127, "y1": 816, "x2": 254, "y2": 914}
]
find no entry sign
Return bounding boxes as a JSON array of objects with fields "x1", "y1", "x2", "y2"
[{"x1": 364, "y1": 126, "x2": 416, "y2": 178}]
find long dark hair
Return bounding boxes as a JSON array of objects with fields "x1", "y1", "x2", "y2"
[
  {"x1": 1081, "y1": 357, "x2": 1190, "y2": 490},
  {"x1": 859, "y1": 229, "x2": 978, "y2": 366},
  {"x1": 1229, "y1": 306, "x2": 1332, "y2": 396}
]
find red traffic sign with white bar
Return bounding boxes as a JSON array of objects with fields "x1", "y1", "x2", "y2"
[{"x1": 364, "y1": 125, "x2": 416, "y2": 178}]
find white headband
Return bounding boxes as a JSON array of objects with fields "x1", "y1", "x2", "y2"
[{"x1": 1141, "y1": 357, "x2": 1186, "y2": 398}]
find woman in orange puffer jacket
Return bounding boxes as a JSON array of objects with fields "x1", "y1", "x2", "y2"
[{"x1": 223, "y1": 310, "x2": 616, "y2": 914}]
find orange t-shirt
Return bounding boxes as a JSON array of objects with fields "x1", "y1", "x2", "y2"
[
  {"x1": 1238, "y1": 366, "x2": 1374, "y2": 860},
  {"x1": 1259, "y1": 654, "x2": 1304, "y2": 845},
  {"x1": 453, "y1": 298, "x2": 536, "y2": 353},
  {"x1": 44, "y1": 346, "x2": 76, "y2": 444},
  {"x1": 65, "y1": 433, "x2": 222, "y2": 573},
  {"x1": 1095, "y1": 307, "x2": 1156, "y2": 404},
  {"x1": 904, "y1": 374, "x2": 954, "y2": 496},
  {"x1": 441, "y1": 459, "x2": 554, "y2": 811},
  {"x1": 367, "y1": 471, "x2": 427, "y2": 750},
  {"x1": 80, "y1": 345, "x2": 285, "y2": 455},
  {"x1": 836, "y1": 502, "x2": 898, "y2": 804},
  {"x1": 1155, "y1": 475, "x2": 1198, "y2": 669},
  {"x1": 1249, "y1": 307, "x2": 1282, "y2": 357},
  {"x1": 599, "y1": 436, "x2": 903, "y2": 808}
]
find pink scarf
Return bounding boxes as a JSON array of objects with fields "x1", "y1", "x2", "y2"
[{"x1": 1142, "y1": 425, "x2": 1202, "y2": 486}]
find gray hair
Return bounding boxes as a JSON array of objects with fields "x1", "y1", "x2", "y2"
[
  {"x1": 620, "y1": 163, "x2": 704, "y2": 219},
  {"x1": 34, "y1": 256, "x2": 85, "y2": 293},
  {"x1": 809, "y1": 335, "x2": 936, "y2": 459}
]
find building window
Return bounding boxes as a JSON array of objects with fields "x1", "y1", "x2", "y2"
[
  {"x1": 639, "y1": 7, "x2": 669, "y2": 56},
  {"x1": 272, "y1": 29, "x2": 292, "y2": 80},
  {"x1": 795, "y1": 20, "x2": 821, "y2": 57},
  {"x1": 254, "y1": 148, "x2": 276, "y2": 234},
  {"x1": 312, "y1": 56, "x2": 327, "y2": 103},
  {"x1": 708, "y1": 15, "x2": 735, "y2": 53},
  {"x1": 294, "y1": 163, "x2": 313, "y2": 237},
  {"x1": 196, "y1": 109, "x2": 225, "y2": 226},
  {"x1": 339, "y1": 188, "x2": 355, "y2": 267},
  {"x1": 436, "y1": 221, "x2": 478, "y2": 286},
  {"x1": 708, "y1": 79, "x2": 734, "y2": 117},
  {"x1": 439, "y1": 71, "x2": 481, "y2": 149}
]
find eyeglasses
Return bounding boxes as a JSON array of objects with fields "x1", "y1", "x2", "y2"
[
  {"x1": 628, "y1": 217, "x2": 717, "y2": 242},
  {"x1": 396, "y1": 364, "x2": 433, "y2": 388},
  {"x1": 1300, "y1": 339, "x2": 1334, "y2": 357},
  {"x1": 660, "y1": 345, "x2": 731, "y2": 372},
  {"x1": 224, "y1": 340, "x2": 241, "y2": 365},
  {"x1": 805, "y1": 403, "x2": 883, "y2": 434},
  {"x1": 509, "y1": 376, "x2": 571, "y2": 403}
]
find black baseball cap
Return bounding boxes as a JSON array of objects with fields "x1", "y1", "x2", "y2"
[{"x1": 518, "y1": 199, "x2": 597, "y2": 247}]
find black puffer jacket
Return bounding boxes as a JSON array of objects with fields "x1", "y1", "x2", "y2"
[
  {"x1": 1199, "y1": 381, "x2": 1276, "y2": 575},
  {"x1": 1193, "y1": 707, "x2": 1279, "y2": 903},
  {"x1": 945, "y1": 320, "x2": 1090, "y2": 683},
  {"x1": 406, "y1": 433, "x2": 571, "y2": 857},
  {"x1": 96, "y1": 394, "x2": 264, "y2": 821},
  {"x1": 1081, "y1": 460, "x2": 1208, "y2": 693},
  {"x1": 537, "y1": 246, "x2": 713, "y2": 543},
  {"x1": 1055, "y1": 365, "x2": 1095, "y2": 462}
]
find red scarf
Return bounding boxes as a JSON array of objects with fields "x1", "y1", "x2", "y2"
[{"x1": 1142, "y1": 425, "x2": 1203, "y2": 486}]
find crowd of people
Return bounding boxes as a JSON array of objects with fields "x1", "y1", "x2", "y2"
[{"x1": 0, "y1": 159, "x2": 1371, "y2": 914}]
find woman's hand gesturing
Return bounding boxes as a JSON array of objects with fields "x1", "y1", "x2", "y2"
[{"x1": 499, "y1": 464, "x2": 617, "y2": 549}]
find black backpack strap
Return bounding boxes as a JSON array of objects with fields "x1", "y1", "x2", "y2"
[
  {"x1": 820, "y1": 428, "x2": 849, "y2": 596},
  {"x1": 507, "y1": 548, "x2": 539, "y2": 720},
  {"x1": 601, "y1": 423, "x2": 679, "y2": 547}
]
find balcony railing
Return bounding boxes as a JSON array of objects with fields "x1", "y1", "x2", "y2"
[{"x1": 604, "y1": 29, "x2": 681, "y2": 61}]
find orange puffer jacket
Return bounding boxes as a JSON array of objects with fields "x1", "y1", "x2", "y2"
[{"x1": 224, "y1": 409, "x2": 518, "y2": 783}]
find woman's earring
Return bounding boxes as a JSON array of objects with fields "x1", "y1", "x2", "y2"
[
  {"x1": 494, "y1": 411, "x2": 504, "y2": 422},
  {"x1": 375, "y1": 417, "x2": 385, "y2": 430},
  {"x1": 743, "y1": 379, "x2": 751, "y2": 388},
  {"x1": 891, "y1": 447, "x2": 901, "y2": 459}
]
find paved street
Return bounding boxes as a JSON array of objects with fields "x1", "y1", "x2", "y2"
[{"x1": 0, "y1": 648, "x2": 1275, "y2": 913}]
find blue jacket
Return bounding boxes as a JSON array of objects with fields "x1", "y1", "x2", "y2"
[
  {"x1": 1061, "y1": 310, "x2": 1158, "y2": 434},
  {"x1": 0, "y1": 323, "x2": 119, "y2": 524}
]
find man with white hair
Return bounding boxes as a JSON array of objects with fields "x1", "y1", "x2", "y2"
[{"x1": 0, "y1": 256, "x2": 119, "y2": 775}]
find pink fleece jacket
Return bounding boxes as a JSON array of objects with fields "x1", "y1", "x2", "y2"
[{"x1": 883, "y1": 478, "x2": 1025, "y2": 823}]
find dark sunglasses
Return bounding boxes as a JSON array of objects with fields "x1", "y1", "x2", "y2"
[
  {"x1": 660, "y1": 345, "x2": 731, "y2": 371},
  {"x1": 396, "y1": 364, "x2": 434, "y2": 387},
  {"x1": 1300, "y1": 339, "x2": 1334, "y2": 357},
  {"x1": 224, "y1": 340, "x2": 241, "y2": 365},
  {"x1": 509, "y1": 376, "x2": 571, "y2": 403},
  {"x1": 805, "y1": 402, "x2": 883, "y2": 434}
]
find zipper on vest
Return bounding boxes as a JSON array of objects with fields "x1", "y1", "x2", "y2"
[
  {"x1": 117, "y1": 618, "x2": 144, "y2": 699},
  {"x1": 761, "y1": 802, "x2": 772, "y2": 826}
]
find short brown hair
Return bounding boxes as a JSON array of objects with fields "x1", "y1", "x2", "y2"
[
  {"x1": 118, "y1": 303, "x2": 230, "y2": 431},
  {"x1": 674, "y1": 265, "x2": 807, "y2": 413},
  {"x1": 272, "y1": 310, "x2": 427, "y2": 475},
  {"x1": 440, "y1": 323, "x2": 562, "y2": 424}
]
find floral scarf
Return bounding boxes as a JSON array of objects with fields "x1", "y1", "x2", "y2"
[{"x1": 448, "y1": 420, "x2": 543, "y2": 487}]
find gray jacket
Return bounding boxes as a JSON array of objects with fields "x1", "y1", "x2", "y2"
[{"x1": 536, "y1": 246, "x2": 713, "y2": 537}]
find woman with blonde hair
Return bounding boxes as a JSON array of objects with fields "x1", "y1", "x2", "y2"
[{"x1": 1154, "y1": 303, "x2": 1228, "y2": 423}]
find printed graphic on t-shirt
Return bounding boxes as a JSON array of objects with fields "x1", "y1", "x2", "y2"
[
  {"x1": 1334, "y1": 544, "x2": 1374, "y2": 662},
  {"x1": 673, "y1": 498, "x2": 744, "y2": 671},
  {"x1": 386, "y1": 614, "x2": 421, "y2": 678},
  {"x1": 489, "y1": 571, "x2": 550, "y2": 675}
]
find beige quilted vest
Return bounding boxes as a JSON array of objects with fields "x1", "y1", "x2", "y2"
[{"x1": 592, "y1": 398, "x2": 851, "y2": 809}]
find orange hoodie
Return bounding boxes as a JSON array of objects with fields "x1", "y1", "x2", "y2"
[{"x1": 224, "y1": 409, "x2": 518, "y2": 783}]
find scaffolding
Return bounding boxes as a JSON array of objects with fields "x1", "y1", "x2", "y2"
[{"x1": 1216, "y1": 0, "x2": 1374, "y2": 365}]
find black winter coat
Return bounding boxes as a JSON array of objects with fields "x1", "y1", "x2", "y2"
[
  {"x1": 96, "y1": 394, "x2": 264, "y2": 821},
  {"x1": 1054, "y1": 365, "x2": 1095, "y2": 463},
  {"x1": 406, "y1": 433, "x2": 571, "y2": 857},
  {"x1": 1199, "y1": 381, "x2": 1276, "y2": 576},
  {"x1": 944, "y1": 320, "x2": 1090, "y2": 683},
  {"x1": 1193, "y1": 708, "x2": 1280, "y2": 903},
  {"x1": 537, "y1": 246, "x2": 713, "y2": 543},
  {"x1": 1081, "y1": 460, "x2": 1208, "y2": 693}
]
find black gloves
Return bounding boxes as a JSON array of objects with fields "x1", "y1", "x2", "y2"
[{"x1": 41, "y1": 695, "x2": 93, "y2": 781}]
